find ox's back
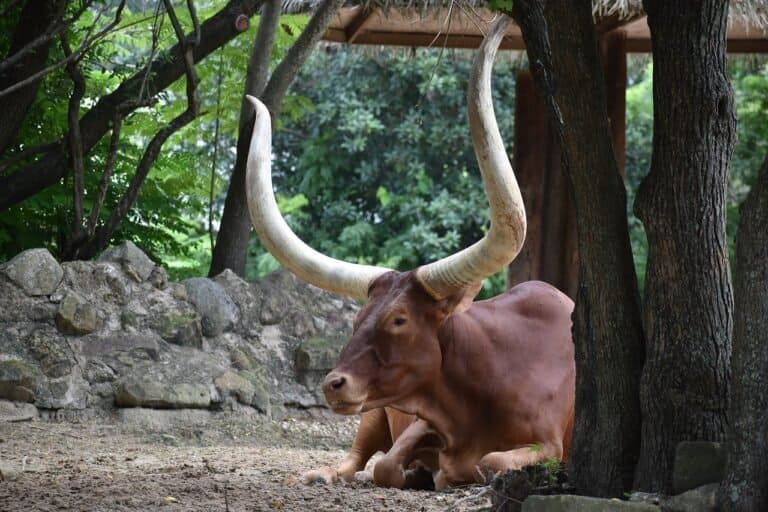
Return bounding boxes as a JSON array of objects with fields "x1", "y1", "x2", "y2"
[{"x1": 437, "y1": 281, "x2": 575, "y2": 453}]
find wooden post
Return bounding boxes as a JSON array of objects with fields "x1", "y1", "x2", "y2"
[
  {"x1": 507, "y1": 70, "x2": 578, "y2": 299},
  {"x1": 601, "y1": 30, "x2": 627, "y2": 176}
]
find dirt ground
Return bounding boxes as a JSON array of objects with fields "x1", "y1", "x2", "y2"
[{"x1": 0, "y1": 410, "x2": 494, "y2": 512}]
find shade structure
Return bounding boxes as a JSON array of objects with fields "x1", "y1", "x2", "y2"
[{"x1": 323, "y1": 5, "x2": 768, "y2": 53}]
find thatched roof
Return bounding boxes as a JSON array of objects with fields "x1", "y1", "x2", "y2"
[{"x1": 308, "y1": 0, "x2": 768, "y2": 52}]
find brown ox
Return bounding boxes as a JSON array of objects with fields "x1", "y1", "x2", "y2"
[{"x1": 243, "y1": 15, "x2": 575, "y2": 489}]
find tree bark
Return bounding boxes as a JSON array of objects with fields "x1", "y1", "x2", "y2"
[
  {"x1": 717, "y1": 156, "x2": 768, "y2": 511},
  {"x1": 512, "y1": 1, "x2": 644, "y2": 497},
  {"x1": 0, "y1": 0, "x2": 67, "y2": 155},
  {"x1": 0, "y1": 0, "x2": 263, "y2": 212},
  {"x1": 634, "y1": 0, "x2": 735, "y2": 493},
  {"x1": 209, "y1": 0, "x2": 346, "y2": 277},
  {"x1": 209, "y1": 0, "x2": 281, "y2": 277}
]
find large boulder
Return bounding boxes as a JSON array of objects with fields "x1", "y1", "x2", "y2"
[
  {"x1": 182, "y1": 277, "x2": 239, "y2": 337},
  {"x1": 98, "y1": 241, "x2": 155, "y2": 282},
  {"x1": 115, "y1": 379, "x2": 211, "y2": 409},
  {"x1": 56, "y1": 291, "x2": 100, "y2": 335},
  {"x1": 26, "y1": 327, "x2": 75, "y2": 378},
  {"x1": 0, "y1": 360, "x2": 40, "y2": 403},
  {"x1": 522, "y1": 495, "x2": 659, "y2": 511},
  {"x1": 0, "y1": 248, "x2": 63, "y2": 296}
]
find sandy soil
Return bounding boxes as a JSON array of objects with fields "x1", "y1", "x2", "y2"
[{"x1": 0, "y1": 410, "x2": 494, "y2": 512}]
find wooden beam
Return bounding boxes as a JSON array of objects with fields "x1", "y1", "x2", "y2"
[
  {"x1": 344, "y1": 7, "x2": 373, "y2": 43},
  {"x1": 625, "y1": 37, "x2": 768, "y2": 53},
  {"x1": 333, "y1": 31, "x2": 526, "y2": 50}
]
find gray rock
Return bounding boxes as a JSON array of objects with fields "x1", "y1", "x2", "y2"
[
  {"x1": 98, "y1": 241, "x2": 155, "y2": 282},
  {"x1": 0, "y1": 360, "x2": 40, "y2": 402},
  {"x1": 0, "y1": 463, "x2": 21, "y2": 481},
  {"x1": 672, "y1": 441, "x2": 726, "y2": 494},
  {"x1": 82, "y1": 360, "x2": 117, "y2": 383},
  {"x1": 80, "y1": 332, "x2": 160, "y2": 361},
  {"x1": 522, "y1": 495, "x2": 660, "y2": 512},
  {"x1": 238, "y1": 368, "x2": 271, "y2": 413},
  {"x1": 148, "y1": 266, "x2": 168, "y2": 289},
  {"x1": 56, "y1": 291, "x2": 99, "y2": 335},
  {"x1": 295, "y1": 336, "x2": 347, "y2": 371},
  {"x1": 662, "y1": 483, "x2": 718, "y2": 512},
  {"x1": 117, "y1": 407, "x2": 213, "y2": 427},
  {"x1": 61, "y1": 260, "x2": 132, "y2": 306},
  {"x1": 214, "y1": 371, "x2": 256, "y2": 406},
  {"x1": 35, "y1": 373, "x2": 89, "y2": 409},
  {"x1": 115, "y1": 379, "x2": 210, "y2": 409},
  {"x1": 182, "y1": 277, "x2": 239, "y2": 337},
  {"x1": 0, "y1": 399, "x2": 38, "y2": 422},
  {"x1": 151, "y1": 309, "x2": 202, "y2": 348},
  {"x1": 0, "y1": 248, "x2": 63, "y2": 296},
  {"x1": 26, "y1": 328, "x2": 74, "y2": 378}
]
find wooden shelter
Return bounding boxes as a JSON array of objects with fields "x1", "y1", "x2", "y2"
[{"x1": 320, "y1": 1, "x2": 768, "y2": 298}]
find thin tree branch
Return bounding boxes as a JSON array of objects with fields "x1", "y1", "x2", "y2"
[
  {"x1": 61, "y1": 34, "x2": 87, "y2": 247},
  {"x1": 88, "y1": 113, "x2": 123, "y2": 236},
  {"x1": 0, "y1": 142, "x2": 59, "y2": 176},
  {"x1": 0, "y1": 0, "x2": 126, "y2": 99},
  {"x1": 0, "y1": 0, "x2": 93, "y2": 75},
  {"x1": 262, "y1": 0, "x2": 347, "y2": 115},
  {"x1": 0, "y1": 0, "x2": 264, "y2": 212},
  {"x1": 209, "y1": 56, "x2": 224, "y2": 249},
  {"x1": 0, "y1": 0, "x2": 25, "y2": 18},
  {"x1": 78, "y1": 0, "x2": 201, "y2": 258}
]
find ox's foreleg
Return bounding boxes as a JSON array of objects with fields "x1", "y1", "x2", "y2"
[
  {"x1": 373, "y1": 418, "x2": 440, "y2": 489},
  {"x1": 476, "y1": 441, "x2": 564, "y2": 481},
  {"x1": 302, "y1": 408, "x2": 392, "y2": 484}
]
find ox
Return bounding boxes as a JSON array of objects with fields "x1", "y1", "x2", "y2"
[{"x1": 243, "y1": 15, "x2": 575, "y2": 489}]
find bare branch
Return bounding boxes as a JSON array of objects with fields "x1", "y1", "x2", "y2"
[
  {"x1": 262, "y1": 0, "x2": 347, "y2": 115},
  {"x1": 0, "y1": 0, "x2": 25, "y2": 18},
  {"x1": 0, "y1": 142, "x2": 59, "y2": 176},
  {"x1": 88, "y1": 114, "x2": 123, "y2": 237},
  {"x1": 0, "y1": 0, "x2": 88, "y2": 74},
  {"x1": 61, "y1": 34, "x2": 87, "y2": 245},
  {"x1": 209, "y1": 56, "x2": 225, "y2": 249},
  {"x1": 0, "y1": 0, "x2": 126, "y2": 99},
  {"x1": 77, "y1": 0, "x2": 201, "y2": 258}
]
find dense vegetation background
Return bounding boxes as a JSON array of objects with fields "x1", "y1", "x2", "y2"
[{"x1": 0, "y1": 3, "x2": 766, "y2": 297}]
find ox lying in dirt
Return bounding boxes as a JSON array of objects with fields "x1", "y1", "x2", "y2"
[{"x1": 243, "y1": 15, "x2": 575, "y2": 489}]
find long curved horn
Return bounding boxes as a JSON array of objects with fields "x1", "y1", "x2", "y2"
[
  {"x1": 244, "y1": 96, "x2": 391, "y2": 300},
  {"x1": 415, "y1": 15, "x2": 526, "y2": 300}
]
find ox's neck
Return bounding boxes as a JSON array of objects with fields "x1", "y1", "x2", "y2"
[{"x1": 400, "y1": 310, "x2": 495, "y2": 452}]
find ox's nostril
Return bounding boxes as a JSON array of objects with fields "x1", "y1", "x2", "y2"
[{"x1": 329, "y1": 376, "x2": 346, "y2": 390}]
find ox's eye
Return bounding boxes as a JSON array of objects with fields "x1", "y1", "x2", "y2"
[{"x1": 393, "y1": 317, "x2": 407, "y2": 327}]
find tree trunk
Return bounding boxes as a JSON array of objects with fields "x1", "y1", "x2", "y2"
[
  {"x1": 634, "y1": 0, "x2": 735, "y2": 493},
  {"x1": 0, "y1": 0, "x2": 66, "y2": 155},
  {"x1": 209, "y1": 0, "x2": 346, "y2": 277},
  {"x1": 209, "y1": 0, "x2": 281, "y2": 278},
  {"x1": 0, "y1": 0, "x2": 263, "y2": 212},
  {"x1": 512, "y1": 1, "x2": 644, "y2": 497},
  {"x1": 717, "y1": 156, "x2": 768, "y2": 511}
]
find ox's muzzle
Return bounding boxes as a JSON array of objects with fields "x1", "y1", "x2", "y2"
[{"x1": 322, "y1": 371, "x2": 366, "y2": 415}]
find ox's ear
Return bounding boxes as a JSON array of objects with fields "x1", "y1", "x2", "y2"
[{"x1": 435, "y1": 281, "x2": 483, "y2": 320}]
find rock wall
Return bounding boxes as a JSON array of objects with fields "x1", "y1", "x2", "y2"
[{"x1": 0, "y1": 242, "x2": 358, "y2": 420}]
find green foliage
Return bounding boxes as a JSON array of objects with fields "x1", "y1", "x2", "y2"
[
  {"x1": 0, "y1": 3, "x2": 306, "y2": 280},
  {"x1": 258, "y1": 47, "x2": 520, "y2": 298}
]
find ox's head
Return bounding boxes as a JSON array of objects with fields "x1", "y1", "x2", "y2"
[
  {"x1": 243, "y1": 16, "x2": 524, "y2": 415},
  {"x1": 322, "y1": 271, "x2": 481, "y2": 414}
]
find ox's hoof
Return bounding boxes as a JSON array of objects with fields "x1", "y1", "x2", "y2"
[{"x1": 301, "y1": 466, "x2": 339, "y2": 485}]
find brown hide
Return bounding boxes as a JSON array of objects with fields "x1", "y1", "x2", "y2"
[{"x1": 322, "y1": 272, "x2": 575, "y2": 487}]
